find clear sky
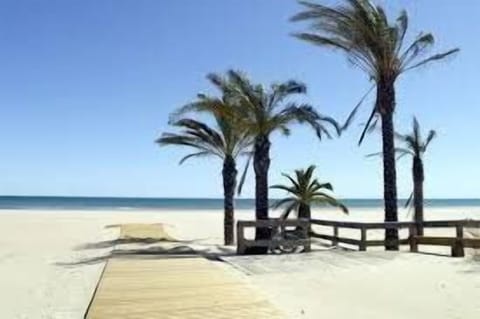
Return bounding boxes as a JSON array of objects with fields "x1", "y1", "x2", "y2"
[{"x1": 0, "y1": 0, "x2": 478, "y2": 199}]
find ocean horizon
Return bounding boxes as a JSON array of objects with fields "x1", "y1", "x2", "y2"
[{"x1": 1, "y1": 196, "x2": 480, "y2": 211}]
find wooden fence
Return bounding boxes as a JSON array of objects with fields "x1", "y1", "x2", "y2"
[
  {"x1": 237, "y1": 219, "x2": 310, "y2": 254},
  {"x1": 310, "y1": 219, "x2": 480, "y2": 257}
]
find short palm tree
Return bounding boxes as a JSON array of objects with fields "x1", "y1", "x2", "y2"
[
  {"x1": 271, "y1": 165, "x2": 348, "y2": 226},
  {"x1": 291, "y1": 0, "x2": 458, "y2": 250},
  {"x1": 156, "y1": 92, "x2": 251, "y2": 246},
  {"x1": 223, "y1": 70, "x2": 344, "y2": 253},
  {"x1": 397, "y1": 118, "x2": 436, "y2": 236}
]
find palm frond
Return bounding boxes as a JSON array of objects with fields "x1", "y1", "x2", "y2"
[
  {"x1": 272, "y1": 197, "x2": 297, "y2": 209},
  {"x1": 312, "y1": 182, "x2": 333, "y2": 192},
  {"x1": 158, "y1": 72, "x2": 253, "y2": 174},
  {"x1": 270, "y1": 184, "x2": 299, "y2": 195},
  {"x1": 291, "y1": 0, "x2": 458, "y2": 140},
  {"x1": 423, "y1": 129, "x2": 437, "y2": 151},
  {"x1": 341, "y1": 84, "x2": 375, "y2": 135},
  {"x1": 273, "y1": 164, "x2": 347, "y2": 215},
  {"x1": 179, "y1": 151, "x2": 212, "y2": 165},
  {"x1": 404, "y1": 191, "x2": 414, "y2": 208},
  {"x1": 365, "y1": 151, "x2": 383, "y2": 158},
  {"x1": 402, "y1": 48, "x2": 459, "y2": 73},
  {"x1": 397, "y1": 117, "x2": 436, "y2": 158},
  {"x1": 237, "y1": 152, "x2": 252, "y2": 195},
  {"x1": 280, "y1": 202, "x2": 299, "y2": 220},
  {"x1": 358, "y1": 105, "x2": 377, "y2": 145}
]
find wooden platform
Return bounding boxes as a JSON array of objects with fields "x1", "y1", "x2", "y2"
[
  {"x1": 118, "y1": 223, "x2": 176, "y2": 241},
  {"x1": 85, "y1": 224, "x2": 283, "y2": 319}
]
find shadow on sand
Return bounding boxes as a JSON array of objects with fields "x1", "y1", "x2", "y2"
[{"x1": 57, "y1": 235, "x2": 236, "y2": 267}]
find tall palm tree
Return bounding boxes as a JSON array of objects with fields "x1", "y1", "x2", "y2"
[
  {"x1": 396, "y1": 118, "x2": 436, "y2": 236},
  {"x1": 271, "y1": 165, "x2": 348, "y2": 226},
  {"x1": 291, "y1": 0, "x2": 458, "y2": 250},
  {"x1": 156, "y1": 93, "x2": 251, "y2": 246}
]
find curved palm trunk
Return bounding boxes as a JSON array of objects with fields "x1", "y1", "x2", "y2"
[
  {"x1": 413, "y1": 156, "x2": 424, "y2": 236},
  {"x1": 378, "y1": 80, "x2": 399, "y2": 250},
  {"x1": 222, "y1": 155, "x2": 237, "y2": 246},
  {"x1": 246, "y1": 134, "x2": 271, "y2": 254}
]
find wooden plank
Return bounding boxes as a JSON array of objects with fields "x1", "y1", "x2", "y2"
[
  {"x1": 86, "y1": 258, "x2": 284, "y2": 319},
  {"x1": 86, "y1": 224, "x2": 284, "y2": 319},
  {"x1": 238, "y1": 219, "x2": 309, "y2": 228},
  {"x1": 359, "y1": 228, "x2": 367, "y2": 251},
  {"x1": 118, "y1": 223, "x2": 176, "y2": 241},
  {"x1": 310, "y1": 233, "x2": 362, "y2": 246},
  {"x1": 310, "y1": 219, "x2": 413, "y2": 229},
  {"x1": 422, "y1": 220, "x2": 480, "y2": 228},
  {"x1": 414, "y1": 236, "x2": 457, "y2": 246},
  {"x1": 463, "y1": 238, "x2": 480, "y2": 248},
  {"x1": 236, "y1": 223, "x2": 246, "y2": 254},
  {"x1": 310, "y1": 219, "x2": 480, "y2": 230},
  {"x1": 332, "y1": 226, "x2": 339, "y2": 246}
]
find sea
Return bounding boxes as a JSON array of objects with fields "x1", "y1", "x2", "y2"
[{"x1": 0, "y1": 196, "x2": 479, "y2": 211}]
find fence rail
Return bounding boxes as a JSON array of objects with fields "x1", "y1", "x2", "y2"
[{"x1": 310, "y1": 218, "x2": 480, "y2": 257}]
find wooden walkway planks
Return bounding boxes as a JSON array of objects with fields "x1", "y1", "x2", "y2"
[
  {"x1": 85, "y1": 224, "x2": 283, "y2": 319},
  {"x1": 118, "y1": 223, "x2": 176, "y2": 241}
]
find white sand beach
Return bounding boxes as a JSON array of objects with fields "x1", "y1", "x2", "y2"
[{"x1": 1, "y1": 208, "x2": 480, "y2": 319}]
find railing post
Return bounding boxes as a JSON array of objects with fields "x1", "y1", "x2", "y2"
[
  {"x1": 359, "y1": 227, "x2": 367, "y2": 251},
  {"x1": 236, "y1": 222, "x2": 245, "y2": 255},
  {"x1": 409, "y1": 225, "x2": 418, "y2": 252},
  {"x1": 452, "y1": 225, "x2": 465, "y2": 257},
  {"x1": 332, "y1": 226, "x2": 339, "y2": 247},
  {"x1": 456, "y1": 225, "x2": 464, "y2": 239},
  {"x1": 302, "y1": 219, "x2": 311, "y2": 252}
]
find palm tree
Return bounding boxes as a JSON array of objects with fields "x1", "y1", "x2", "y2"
[
  {"x1": 291, "y1": 0, "x2": 458, "y2": 250},
  {"x1": 271, "y1": 165, "x2": 348, "y2": 227},
  {"x1": 156, "y1": 93, "x2": 251, "y2": 246},
  {"x1": 227, "y1": 70, "x2": 349, "y2": 253},
  {"x1": 396, "y1": 118, "x2": 436, "y2": 236},
  {"x1": 368, "y1": 117, "x2": 436, "y2": 236}
]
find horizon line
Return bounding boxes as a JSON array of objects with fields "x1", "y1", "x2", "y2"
[{"x1": 1, "y1": 195, "x2": 479, "y2": 201}]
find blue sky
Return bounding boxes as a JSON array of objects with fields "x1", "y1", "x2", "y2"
[{"x1": 0, "y1": 0, "x2": 478, "y2": 199}]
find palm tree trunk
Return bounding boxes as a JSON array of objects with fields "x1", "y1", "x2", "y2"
[
  {"x1": 413, "y1": 157, "x2": 424, "y2": 236},
  {"x1": 222, "y1": 155, "x2": 237, "y2": 246},
  {"x1": 378, "y1": 80, "x2": 399, "y2": 250},
  {"x1": 298, "y1": 203, "x2": 312, "y2": 234},
  {"x1": 246, "y1": 134, "x2": 271, "y2": 254},
  {"x1": 298, "y1": 203, "x2": 311, "y2": 220}
]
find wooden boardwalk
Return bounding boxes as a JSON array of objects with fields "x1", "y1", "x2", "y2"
[{"x1": 85, "y1": 224, "x2": 283, "y2": 319}]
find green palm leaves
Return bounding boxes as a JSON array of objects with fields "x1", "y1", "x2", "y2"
[
  {"x1": 291, "y1": 0, "x2": 458, "y2": 142},
  {"x1": 367, "y1": 117, "x2": 436, "y2": 162},
  {"x1": 271, "y1": 165, "x2": 348, "y2": 219},
  {"x1": 291, "y1": 0, "x2": 459, "y2": 83},
  {"x1": 396, "y1": 117, "x2": 437, "y2": 161},
  {"x1": 185, "y1": 70, "x2": 343, "y2": 140},
  {"x1": 157, "y1": 117, "x2": 250, "y2": 164},
  {"x1": 157, "y1": 81, "x2": 252, "y2": 163}
]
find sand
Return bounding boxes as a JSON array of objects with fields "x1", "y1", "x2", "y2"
[{"x1": 0, "y1": 207, "x2": 479, "y2": 319}]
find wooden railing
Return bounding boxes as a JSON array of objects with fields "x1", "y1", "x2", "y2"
[
  {"x1": 237, "y1": 219, "x2": 310, "y2": 255},
  {"x1": 310, "y1": 219, "x2": 480, "y2": 257}
]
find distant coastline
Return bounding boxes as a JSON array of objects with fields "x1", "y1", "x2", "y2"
[{"x1": 1, "y1": 196, "x2": 480, "y2": 211}]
